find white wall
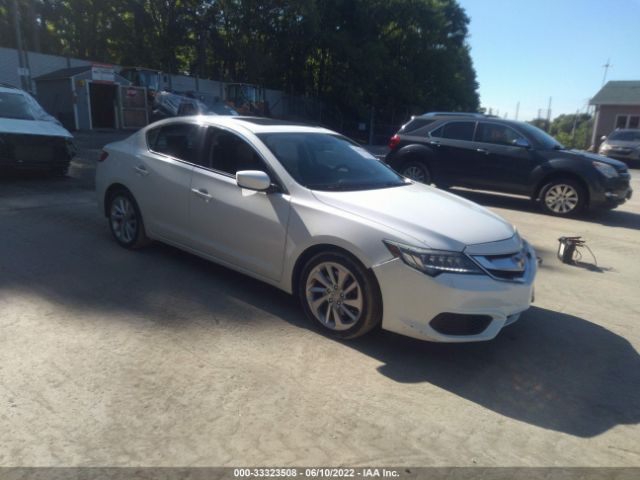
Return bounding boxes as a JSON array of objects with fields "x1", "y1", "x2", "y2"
[
  {"x1": 0, "y1": 46, "x2": 93, "y2": 92},
  {"x1": 0, "y1": 47, "x2": 294, "y2": 118}
]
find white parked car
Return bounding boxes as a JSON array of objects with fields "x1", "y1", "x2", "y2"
[
  {"x1": 0, "y1": 84, "x2": 75, "y2": 174},
  {"x1": 96, "y1": 116, "x2": 537, "y2": 342}
]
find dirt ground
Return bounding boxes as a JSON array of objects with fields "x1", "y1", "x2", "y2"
[{"x1": 0, "y1": 141, "x2": 638, "y2": 467}]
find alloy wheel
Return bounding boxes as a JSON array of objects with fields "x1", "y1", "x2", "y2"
[
  {"x1": 544, "y1": 184, "x2": 579, "y2": 214},
  {"x1": 110, "y1": 195, "x2": 138, "y2": 244},
  {"x1": 402, "y1": 165, "x2": 427, "y2": 182},
  {"x1": 305, "y1": 261, "x2": 363, "y2": 331}
]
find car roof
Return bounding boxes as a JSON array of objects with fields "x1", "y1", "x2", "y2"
[
  {"x1": 148, "y1": 115, "x2": 336, "y2": 135},
  {"x1": 0, "y1": 84, "x2": 25, "y2": 94},
  {"x1": 420, "y1": 112, "x2": 487, "y2": 118},
  {"x1": 409, "y1": 114, "x2": 525, "y2": 128}
]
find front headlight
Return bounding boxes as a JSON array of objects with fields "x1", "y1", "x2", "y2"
[
  {"x1": 592, "y1": 161, "x2": 618, "y2": 178},
  {"x1": 384, "y1": 240, "x2": 483, "y2": 276},
  {"x1": 593, "y1": 162, "x2": 618, "y2": 178}
]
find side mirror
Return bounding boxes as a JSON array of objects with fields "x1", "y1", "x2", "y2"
[
  {"x1": 236, "y1": 170, "x2": 272, "y2": 191},
  {"x1": 600, "y1": 135, "x2": 607, "y2": 142},
  {"x1": 513, "y1": 138, "x2": 531, "y2": 148}
]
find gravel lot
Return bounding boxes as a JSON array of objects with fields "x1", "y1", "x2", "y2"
[{"x1": 1, "y1": 135, "x2": 639, "y2": 467}]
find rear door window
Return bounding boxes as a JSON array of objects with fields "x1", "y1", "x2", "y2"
[
  {"x1": 400, "y1": 118, "x2": 436, "y2": 134},
  {"x1": 148, "y1": 122, "x2": 202, "y2": 164},
  {"x1": 431, "y1": 121, "x2": 475, "y2": 141}
]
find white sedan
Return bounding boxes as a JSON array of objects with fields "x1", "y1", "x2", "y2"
[{"x1": 96, "y1": 116, "x2": 536, "y2": 342}]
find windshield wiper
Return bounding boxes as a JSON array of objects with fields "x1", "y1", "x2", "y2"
[
  {"x1": 338, "y1": 182, "x2": 406, "y2": 191},
  {"x1": 372, "y1": 181, "x2": 408, "y2": 189},
  {"x1": 307, "y1": 184, "x2": 354, "y2": 191},
  {"x1": 308, "y1": 181, "x2": 407, "y2": 191}
]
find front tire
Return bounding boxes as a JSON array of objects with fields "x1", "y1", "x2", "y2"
[
  {"x1": 400, "y1": 160, "x2": 431, "y2": 184},
  {"x1": 299, "y1": 251, "x2": 382, "y2": 339},
  {"x1": 107, "y1": 189, "x2": 150, "y2": 249},
  {"x1": 539, "y1": 179, "x2": 586, "y2": 216}
]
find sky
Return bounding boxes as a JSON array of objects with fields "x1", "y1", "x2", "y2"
[{"x1": 458, "y1": 0, "x2": 640, "y2": 120}]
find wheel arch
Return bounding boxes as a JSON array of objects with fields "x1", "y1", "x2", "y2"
[
  {"x1": 534, "y1": 171, "x2": 591, "y2": 206},
  {"x1": 389, "y1": 144, "x2": 434, "y2": 170},
  {"x1": 103, "y1": 183, "x2": 132, "y2": 217},
  {"x1": 290, "y1": 243, "x2": 381, "y2": 300}
]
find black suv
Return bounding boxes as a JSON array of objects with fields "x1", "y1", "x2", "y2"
[{"x1": 384, "y1": 114, "x2": 633, "y2": 216}]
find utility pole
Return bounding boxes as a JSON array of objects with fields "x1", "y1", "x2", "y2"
[
  {"x1": 546, "y1": 97, "x2": 552, "y2": 132},
  {"x1": 368, "y1": 105, "x2": 375, "y2": 146},
  {"x1": 11, "y1": 0, "x2": 31, "y2": 91},
  {"x1": 515, "y1": 101, "x2": 520, "y2": 121},
  {"x1": 571, "y1": 108, "x2": 580, "y2": 144},
  {"x1": 26, "y1": 0, "x2": 40, "y2": 52},
  {"x1": 601, "y1": 58, "x2": 612, "y2": 86}
]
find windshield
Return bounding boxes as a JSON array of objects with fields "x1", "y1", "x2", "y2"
[
  {"x1": 518, "y1": 122, "x2": 564, "y2": 149},
  {"x1": 0, "y1": 92, "x2": 35, "y2": 120},
  {"x1": 258, "y1": 132, "x2": 407, "y2": 191},
  {"x1": 609, "y1": 130, "x2": 640, "y2": 142}
]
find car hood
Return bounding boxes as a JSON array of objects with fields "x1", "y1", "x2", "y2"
[
  {"x1": 311, "y1": 183, "x2": 516, "y2": 251},
  {"x1": 0, "y1": 118, "x2": 73, "y2": 138},
  {"x1": 561, "y1": 149, "x2": 628, "y2": 170}
]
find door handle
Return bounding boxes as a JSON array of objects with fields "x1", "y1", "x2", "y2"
[
  {"x1": 476, "y1": 148, "x2": 490, "y2": 155},
  {"x1": 428, "y1": 140, "x2": 441, "y2": 147},
  {"x1": 134, "y1": 165, "x2": 149, "y2": 176},
  {"x1": 191, "y1": 188, "x2": 212, "y2": 202}
]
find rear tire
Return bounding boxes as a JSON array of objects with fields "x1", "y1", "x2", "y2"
[
  {"x1": 400, "y1": 160, "x2": 431, "y2": 184},
  {"x1": 298, "y1": 251, "x2": 382, "y2": 339},
  {"x1": 107, "y1": 189, "x2": 150, "y2": 249},
  {"x1": 539, "y1": 178, "x2": 586, "y2": 216}
]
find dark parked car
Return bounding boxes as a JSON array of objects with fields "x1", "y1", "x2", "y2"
[
  {"x1": 598, "y1": 129, "x2": 640, "y2": 165},
  {"x1": 384, "y1": 114, "x2": 632, "y2": 216}
]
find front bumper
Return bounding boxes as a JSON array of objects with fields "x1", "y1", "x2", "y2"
[
  {"x1": 372, "y1": 243, "x2": 537, "y2": 342},
  {"x1": 0, "y1": 132, "x2": 74, "y2": 170},
  {"x1": 590, "y1": 173, "x2": 633, "y2": 208}
]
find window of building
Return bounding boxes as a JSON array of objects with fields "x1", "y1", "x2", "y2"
[{"x1": 615, "y1": 114, "x2": 640, "y2": 130}]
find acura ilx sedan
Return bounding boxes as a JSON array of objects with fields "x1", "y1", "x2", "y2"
[{"x1": 96, "y1": 116, "x2": 537, "y2": 342}]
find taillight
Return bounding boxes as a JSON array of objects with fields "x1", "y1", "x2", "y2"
[
  {"x1": 388, "y1": 134, "x2": 401, "y2": 150},
  {"x1": 99, "y1": 150, "x2": 109, "y2": 162}
]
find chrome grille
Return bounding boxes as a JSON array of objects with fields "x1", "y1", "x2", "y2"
[{"x1": 470, "y1": 245, "x2": 530, "y2": 281}]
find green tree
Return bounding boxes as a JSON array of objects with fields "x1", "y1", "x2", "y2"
[
  {"x1": 0, "y1": 0, "x2": 480, "y2": 130},
  {"x1": 527, "y1": 114, "x2": 593, "y2": 150},
  {"x1": 550, "y1": 113, "x2": 593, "y2": 150}
]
